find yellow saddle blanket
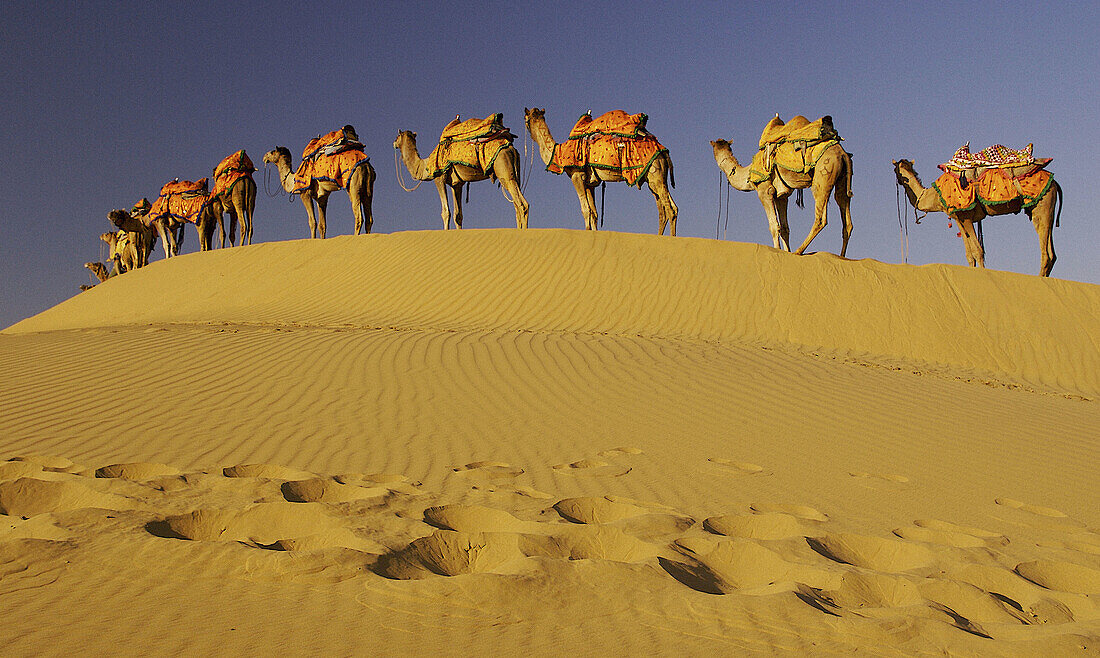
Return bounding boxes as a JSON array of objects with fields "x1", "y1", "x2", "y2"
[
  {"x1": 211, "y1": 150, "x2": 256, "y2": 199},
  {"x1": 931, "y1": 169, "x2": 1054, "y2": 214},
  {"x1": 427, "y1": 113, "x2": 516, "y2": 178},
  {"x1": 149, "y1": 179, "x2": 211, "y2": 224},
  {"x1": 748, "y1": 115, "x2": 842, "y2": 184},
  {"x1": 546, "y1": 110, "x2": 668, "y2": 187}
]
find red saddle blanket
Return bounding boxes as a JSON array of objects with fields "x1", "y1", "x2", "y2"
[
  {"x1": 426, "y1": 113, "x2": 516, "y2": 178},
  {"x1": 931, "y1": 168, "x2": 1054, "y2": 214},
  {"x1": 546, "y1": 110, "x2": 668, "y2": 187},
  {"x1": 293, "y1": 128, "x2": 370, "y2": 194},
  {"x1": 148, "y1": 179, "x2": 211, "y2": 224},
  {"x1": 211, "y1": 150, "x2": 256, "y2": 199}
]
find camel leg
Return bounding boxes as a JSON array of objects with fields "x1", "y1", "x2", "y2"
[
  {"x1": 355, "y1": 166, "x2": 375, "y2": 234},
  {"x1": 958, "y1": 219, "x2": 984, "y2": 268},
  {"x1": 300, "y1": 194, "x2": 319, "y2": 239},
  {"x1": 227, "y1": 208, "x2": 239, "y2": 247},
  {"x1": 795, "y1": 188, "x2": 828, "y2": 255},
  {"x1": 315, "y1": 195, "x2": 329, "y2": 239},
  {"x1": 435, "y1": 178, "x2": 452, "y2": 229},
  {"x1": 756, "y1": 186, "x2": 785, "y2": 250},
  {"x1": 834, "y1": 177, "x2": 854, "y2": 258},
  {"x1": 569, "y1": 174, "x2": 597, "y2": 230},
  {"x1": 155, "y1": 221, "x2": 175, "y2": 259},
  {"x1": 1028, "y1": 205, "x2": 1057, "y2": 277},
  {"x1": 648, "y1": 167, "x2": 678, "y2": 236},
  {"x1": 451, "y1": 183, "x2": 464, "y2": 229},
  {"x1": 495, "y1": 160, "x2": 529, "y2": 229},
  {"x1": 173, "y1": 224, "x2": 185, "y2": 254},
  {"x1": 776, "y1": 195, "x2": 791, "y2": 251}
]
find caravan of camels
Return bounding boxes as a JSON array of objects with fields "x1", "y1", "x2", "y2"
[{"x1": 84, "y1": 111, "x2": 1062, "y2": 287}]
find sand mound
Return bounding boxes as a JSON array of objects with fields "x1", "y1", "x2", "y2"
[
  {"x1": 1, "y1": 230, "x2": 1097, "y2": 654},
  {"x1": 7, "y1": 230, "x2": 1098, "y2": 397}
]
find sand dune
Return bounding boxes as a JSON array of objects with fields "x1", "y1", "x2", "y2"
[{"x1": 1, "y1": 229, "x2": 1097, "y2": 655}]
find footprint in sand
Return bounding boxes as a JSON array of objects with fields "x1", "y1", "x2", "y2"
[
  {"x1": 222, "y1": 464, "x2": 317, "y2": 480},
  {"x1": 1015, "y1": 559, "x2": 1100, "y2": 595},
  {"x1": 596, "y1": 447, "x2": 643, "y2": 458},
  {"x1": 703, "y1": 512, "x2": 804, "y2": 540},
  {"x1": 807, "y1": 532, "x2": 934, "y2": 573},
  {"x1": 708, "y1": 458, "x2": 768, "y2": 475},
  {"x1": 551, "y1": 459, "x2": 630, "y2": 478},
  {"x1": 893, "y1": 518, "x2": 1006, "y2": 548},
  {"x1": 95, "y1": 462, "x2": 181, "y2": 481},
  {"x1": 849, "y1": 471, "x2": 909, "y2": 484},
  {"x1": 994, "y1": 497, "x2": 1085, "y2": 530},
  {"x1": 664, "y1": 537, "x2": 835, "y2": 594},
  {"x1": 452, "y1": 461, "x2": 525, "y2": 481},
  {"x1": 750, "y1": 503, "x2": 829, "y2": 523}
]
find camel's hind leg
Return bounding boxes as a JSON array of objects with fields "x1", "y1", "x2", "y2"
[
  {"x1": 571, "y1": 174, "x2": 598, "y2": 230},
  {"x1": 315, "y1": 194, "x2": 329, "y2": 239},
  {"x1": 647, "y1": 164, "x2": 678, "y2": 236},
  {"x1": 451, "y1": 183, "x2": 465, "y2": 229},
  {"x1": 833, "y1": 174, "x2": 854, "y2": 258},
  {"x1": 794, "y1": 187, "x2": 828, "y2": 255},
  {"x1": 495, "y1": 155, "x2": 529, "y2": 229}
]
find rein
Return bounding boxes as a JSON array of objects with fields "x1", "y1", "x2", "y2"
[
  {"x1": 895, "y1": 180, "x2": 910, "y2": 263},
  {"x1": 394, "y1": 146, "x2": 423, "y2": 192},
  {"x1": 716, "y1": 171, "x2": 731, "y2": 240}
]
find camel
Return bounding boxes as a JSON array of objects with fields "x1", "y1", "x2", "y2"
[
  {"x1": 524, "y1": 108, "x2": 677, "y2": 235},
  {"x1": 892, "y1": 159, "x2": 1061, "y2": 276},
  {"x1": 84, "y1": 261, "x2": 110, "y2": 282},
  {"x1": 99, "y1": 230, "x2": 139, "y2": 274},
  {"x1": 392, "y1": 128, "x2": 529, "y2": 229},
  {"x1": 710, "y1": 138, "x2": 853, "y2": 256},
  {"x1": 262, "y1": 145, "x2": 375, "y2": 238},
  {"x1": 210, "y1": 174, "x2": 257, "y2": 247},
  {"x1": 108, "y1": 209, "x2": 157, "y2": 268}
]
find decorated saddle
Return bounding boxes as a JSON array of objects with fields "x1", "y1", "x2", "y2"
[
  {"x1": 931, "y1": 143, "x2": 1054, "y2": 214},
  {"x1": 425, "y1": 113, "x2": 517, "y2": 179},
  {"x1": 748, "y1": 115, "x2": 842, "y2": 184},
  {"x1": 148, "y1": 179, "x2": 211, "y2": 225},
  {"x1": 211, "y1": 150, "x2": 256, "y2": 200},
  {"x1": 546, "y1": 110, "x2": 669, "y2": 187},
  {"x1": 292, "y1": 126, "x2": 371, "y2": 194}
]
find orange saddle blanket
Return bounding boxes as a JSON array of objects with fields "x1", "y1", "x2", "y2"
[
  {"x1": 427, "y1": 113, "x2": 516, "y2": 178},
  {"x1": 211, "y1": 150, "x2": 256, "y2": 199},
  {"x1": 148, "y1": 179, "x2": 211, "y2": 224},
  {"x1": 293, "y1": 128, "x2": 370, "y2": 194},
  {"x1": 931, "y1": 168, "x2": 1054, "y2": 214},
  {"x1": 546, "y1": 110, "x2": 668, "y2": 187}
]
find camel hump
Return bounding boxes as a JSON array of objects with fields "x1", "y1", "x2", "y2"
[
  {"x1": 439, "y1": 113, "x2": 508, "y2": 143},
  {"x1": 758, "y1": 115, "x2": 838, "y2": 148},
  {"x1": 569, "y1": 110, "x2": 650, "y2": 140}
]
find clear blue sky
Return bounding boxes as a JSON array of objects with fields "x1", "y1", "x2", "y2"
[{"x1": 2, "y1": 1, "x2": 1097, "y2": 329}]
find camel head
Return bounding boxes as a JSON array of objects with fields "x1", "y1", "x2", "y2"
[
  {"x1": 393, "y1": 130, "x2": 416, "y2": 151},
  {"x1": 263, "y1": 147, "x2": 291, "y2": 165},
  {"x1": 99, "y1": 231, "x2": 118, "y2": 247},
  {"x1": 710, "y1": 139, "x2": 733, "y2": 153},
  {"x1": 523, "y1": 107, "x2": 545, "y2": 129},
  {"x1": 892, "y1": 159, "x2": 918, "y2": 186},
  {"x1": 107, "y1": 208, "x2": 131, "y2": 229}
]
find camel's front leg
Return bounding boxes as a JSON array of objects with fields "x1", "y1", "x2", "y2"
[
  {"x1": 1028, "y1": 186, "x2": 1057, "y2": 277},
  {"x1": 155, "y1": 220, "x2": 176, "y2": 259},
  {"x1": 435, "y1": 178, "x2": 452, "y2": 229},
  {"x1": 958, "y1": 218, "x2": 984, "y2": 268},
  {"x1": 348, "y1": 167, "x2": 375, "y2": 235},
  {"x1": 451, "y1": 183, "x2": 464, "y2": 229},
  {"x1": 834, "y1": 183, "x2": 854, "y2": 258},
  {"x1": 300, "y1": 194, "x2": 319, "y2": 238},
  {"x1": 570, "y1": 175, "x2": 597, "y2": 230},
  {"x1": 756, "y1": 184, "x2": 786, "y2": 250}
]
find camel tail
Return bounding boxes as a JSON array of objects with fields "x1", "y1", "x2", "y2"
[
  {"x1": 845, "y1": 150, "x2": 854, "y2": 198},
  {"x1": 1055, "y1": 181, "x2": 1062, "y2": 228},
  {"x1": 669, "y1": 156, "x2": 676, "y2": 189}
]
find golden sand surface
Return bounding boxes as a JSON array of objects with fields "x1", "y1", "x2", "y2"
[{"x1": 1, "y1": 229, "x2": 1097, "y2": 655}]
